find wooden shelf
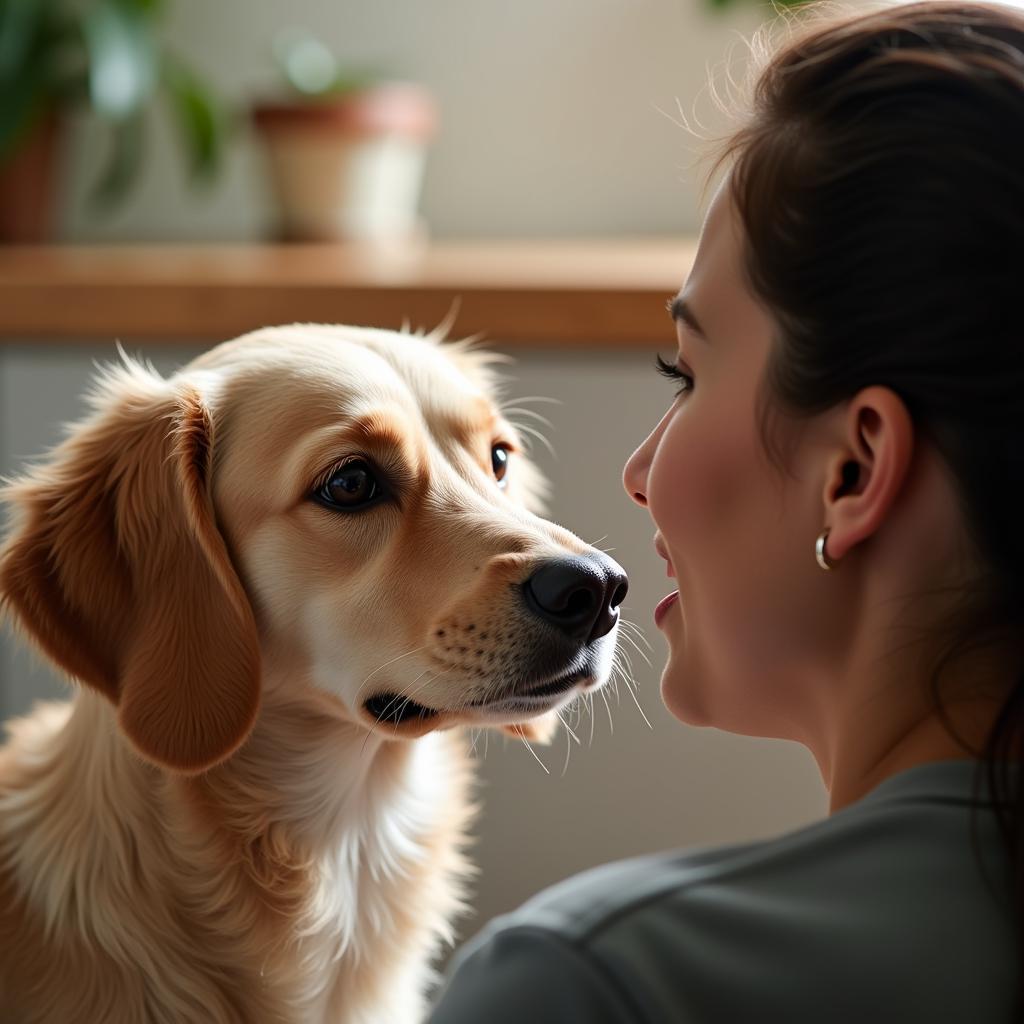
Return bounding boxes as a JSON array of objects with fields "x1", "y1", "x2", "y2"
[{"x1": 0, "y1": 239, "x2": 697, "y2": 347}]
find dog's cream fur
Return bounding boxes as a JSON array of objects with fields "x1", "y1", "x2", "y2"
[{"x1": 0, "y1": 325, "x2": 621, "y2": 1023}]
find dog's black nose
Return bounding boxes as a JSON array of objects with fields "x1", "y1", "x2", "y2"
[{"x1": 522, "y1": 555, "x2": 628, "y2": 643}]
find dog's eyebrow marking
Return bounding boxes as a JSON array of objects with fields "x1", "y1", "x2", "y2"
[
  {"x1": 443, "y1": 398, "x2": 500, "y2": 449},
  {"x1": 292, "y1": 409, "x2": 427, "y2": 501},
  {"x1": 348, "y1": 410, "x2": 412, "y2": 450}
]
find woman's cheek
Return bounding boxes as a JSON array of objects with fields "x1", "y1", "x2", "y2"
[{"x1": 647, "y1": 414, "x2": 733, "y2": 552}]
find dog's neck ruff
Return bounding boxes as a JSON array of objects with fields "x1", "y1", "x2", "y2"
[{"x1": 0, "y1": 688, "x2": 474, "y2": 1023}]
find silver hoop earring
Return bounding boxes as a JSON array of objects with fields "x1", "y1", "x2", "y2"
[{"x1": 815, "y1": 529, "x2": 837, "y2": 572}]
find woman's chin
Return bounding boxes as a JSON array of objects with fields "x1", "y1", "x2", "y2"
[{"x1": 659, "y1": 662, "x2": 711, "y2": 727}]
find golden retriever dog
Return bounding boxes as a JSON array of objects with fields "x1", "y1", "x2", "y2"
[{"x1": 0, "y1": 323, "x2": 627, "y2": 1024}]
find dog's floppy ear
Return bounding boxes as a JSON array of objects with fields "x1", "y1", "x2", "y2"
[
  {"x1": 502, "y1": 711, "x2": 559, "y2": 745},
  {"x1": 0, "y1": 361, "x2": 260, "y2": 773}
]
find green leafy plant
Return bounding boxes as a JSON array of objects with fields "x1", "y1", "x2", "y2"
[{"x1": 0, "y1": 0, "x2": 223, "y2": 206}]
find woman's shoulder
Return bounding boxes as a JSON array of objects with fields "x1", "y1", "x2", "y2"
[
  {"x1": 429, "y1": 760, "x2": 1016, "y2": 1023},
  {"x1": 515, "y1": 760, "x2": 1005, "y2": 929}
]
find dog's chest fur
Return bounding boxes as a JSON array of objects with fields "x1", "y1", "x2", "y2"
[{"x1": 0, "y1": 694, "x2": 475, "y2": 1024}]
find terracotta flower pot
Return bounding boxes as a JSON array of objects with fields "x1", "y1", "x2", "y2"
[
  {"x1": 252, "y1": 82, "x2": 437, "y2": 243},
  {"x1": 0, "y1": 113, "x2": 61, "y2": 244}
]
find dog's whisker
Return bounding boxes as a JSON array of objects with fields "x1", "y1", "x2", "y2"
[
  {"x1": 469, "y1": 727, "x2": 485, "y2": 759},
  {"x1": 559, "y1": 711, "x2": 573, "y2": 777},
  {"x1": 609, "y1": 654, "x2": 653, "y2": 730},
  {"x1": 616, "y1": 659, "x2": 653, "y2": 731},
  {"x1": 609, "y1": 651, "x2": 625, "y2": 699},
  {"x1": 587, "y1": 692, "x2": 597, "y2": 746},
  {"x1": 626, "y1": 678, "x2": 654, "y2": 731},
  {"x1": 581, "y1": 534, "x2": 616, "y2": 556},
  {"x1": 621, "y1": 670, "x2": 640, "y2": 701},
  {"x1": 617, "y1": 631, "x2": 652, "y2": 667},
  {"x1": 358, "y1": 668, "x2": 448, "y2": 754},
  {"x1": 509, "y1": 418, "x2": 552, "y2": 443},
  {"x1": 415, "y1": 668, "x2": 465, "y2": 712},
  {"x1": 375, "y1": 689, "x2": 414, "y2": 724},
  {"x1": 371, "y1": 693, "x2": 408, "y2": 734},
  {"x1": 620, "y1": 662, "x2": 643, "y2": 704},
  {"x1": 599, "y1": 688, "x2": 615, "y2": 735},
  {"x1": 618, "y1": 617, "x2": 654, "y2": 653},
  {"x1": 561, "y1": 714, "x2": 581, "y2": 747},
  {"x1": 355, "y1": 644, "x2": 430, "y2": 701},
  {"x1": 506, "y1": 418, "x2": 554, "y2": 454},
  {"x1": 361, "y1": 673, "x2": 433, "y2": 748},
  {"x1": 359, "y1": 723, "x2": 377, "y2": 758},
  {"x1": 390, "y1": 693, "x2": 417, "y2": 726},
  {"x1": 614, "y1": 622, "x2": 655, "y2": 663},
  {"x1": 519, "y1": 734, "x2": 550, "y2": 776},
  {"x1": 508, "y1": 421, "x2": 558, "y2": 461},
  {"x1": 396, "y1": 670, "x2": 451, "y2": 715},
  {"x1": 385, "y1": 675, "x2": 446, "y2": 737},
  {"x1": 622, "y1": 672, "x2": 635, "y2": 702},
  {"x1": 501, "y1": 406, "x2": 554, "y2": 429},
  {"x1": 506, "y1": 394, "x2": 562, "y2": 407},
  {"x1": 617, "y1": 648, "x2": 637, "y2": 680},
  {"x1": 618, "y1": 632, "x2": 653, "y2": 669},
  {"x1": 618, "y1": 615, "x2": 652, "y2": 642}
]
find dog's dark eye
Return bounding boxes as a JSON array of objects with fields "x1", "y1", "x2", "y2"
[
  {"x1": 491, "y1": 444, "x2": 511, "y2": 487},
  {"x1": 317, "y1": 460, "x2": 381, "y2": 509}
]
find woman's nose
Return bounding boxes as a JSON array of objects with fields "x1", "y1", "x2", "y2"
[{"x1": 622, "y1": 439, "x2": 652, "y2": 508}]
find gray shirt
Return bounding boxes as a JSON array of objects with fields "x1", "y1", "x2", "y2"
[{"x1": 428, "y1": 761, "x2": 1016, "y2": 1023}]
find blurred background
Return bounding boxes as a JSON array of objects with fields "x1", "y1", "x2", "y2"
[
  {"x1": 1, "y1": 0, "x2": 786, "y2": 242},
  {"x1": 0, "y1": 0, "x2": 848, "y2": 969}
]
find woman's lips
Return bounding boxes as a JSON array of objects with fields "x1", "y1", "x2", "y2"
[{"x1": 654, "y1": 590, "x2": 679, "y2": 627}]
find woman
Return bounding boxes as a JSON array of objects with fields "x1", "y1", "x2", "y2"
[{"x1": 429, "y1": 2, "x2": 1024, "y2": 1020}]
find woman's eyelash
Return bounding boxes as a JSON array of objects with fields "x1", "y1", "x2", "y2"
[{"x1": 654, "y1": 354, "x2": 694, "y2": 397}]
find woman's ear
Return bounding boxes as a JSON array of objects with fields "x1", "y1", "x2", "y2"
[
  {"x1": 822, "y1": 385, "x2": 915, "y2": 562},
  {"x1": 0, "y1": 360, "x2": 260, "y2": 774}
]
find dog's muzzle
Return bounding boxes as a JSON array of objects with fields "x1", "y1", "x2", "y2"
[{"x1": 362, "y1": 553, "x2": 628, "y2": 730}]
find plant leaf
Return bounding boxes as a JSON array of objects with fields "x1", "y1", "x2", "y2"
[
  {"x1": 0, "y1": 57, "x2": 47, "y2": 161},
  {"x1": 112, "y1": 0, "x2": 165, "y2": 14},
  {"x1": 45, "y1": 12, "x2": 91, "y2": 105},
  {"x1": 161, "y1": 53, "x2": 223, "y2": 182},
  {"x1": 0, "y1": 0, "x2": 54, "y2": 161},
  {"x1": 0, "y1": 0, "x2": 45, "y2": 81},
  {"x1": 89, "y1": 110, "x2": 145, "y2": 206}
]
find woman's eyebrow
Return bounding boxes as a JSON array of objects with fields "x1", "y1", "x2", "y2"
[{"x1": 667, "y1": 295, "x2": 709, "y2": 341}]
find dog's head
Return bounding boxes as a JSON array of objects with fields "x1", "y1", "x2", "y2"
[{"x1": 0, "y1": 324, "x2": 627, "y2": 773}]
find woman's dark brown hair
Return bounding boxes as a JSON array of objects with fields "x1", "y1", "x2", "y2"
[{"x1": 710, "y1": 0, "x2": 1024, "y2": 1011}]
